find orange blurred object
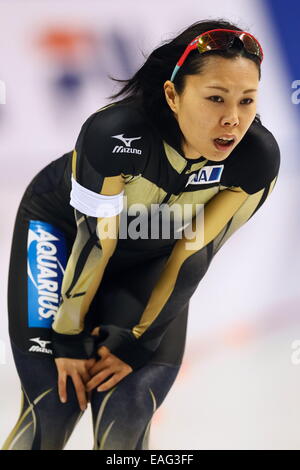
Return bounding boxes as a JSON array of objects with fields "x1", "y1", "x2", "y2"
[{"x1": 37, "y1": 28, "x2": 98, "y2": 60}]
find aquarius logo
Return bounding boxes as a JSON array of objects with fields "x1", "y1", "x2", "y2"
[{"x1": 27, "y1": 221, "x2": 67, "y2": 328}]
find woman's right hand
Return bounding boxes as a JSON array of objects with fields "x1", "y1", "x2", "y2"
[{"x1": 54, "y1": 357, "x2": 97, "y2": 411}]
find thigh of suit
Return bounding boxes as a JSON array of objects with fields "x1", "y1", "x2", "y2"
[
  {"x1": 89, "y1": 361, "x2": 181, "y2": 450},
  {"x1": 1, "y1": 340, "x2": 84, "y2": 450}
]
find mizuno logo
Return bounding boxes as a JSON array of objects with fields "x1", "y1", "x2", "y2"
[
  {"x1": 185, "y1": 165, "x2": 224, "y2": 187},
  {"x1": 111, "y1": 134, "x2": 142, "y2": 155},
  {"x1": 112, "y1": 134, "x2": 141, "y2": 147},
  {"x1": 30, "y1": 337, "x2": 51, "y2": 348},
  {"x1": 28, "y1": 337, "x2": 53, "y2": 355}
]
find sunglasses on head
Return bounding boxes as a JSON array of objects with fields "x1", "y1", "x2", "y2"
[{"x1": 170, "y1": 28, "x2": 264, "y2": 82}]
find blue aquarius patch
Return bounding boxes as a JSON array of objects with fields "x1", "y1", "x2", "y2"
[{"x1": 27, "y1": 220, "x2": 67, "y2": 328}]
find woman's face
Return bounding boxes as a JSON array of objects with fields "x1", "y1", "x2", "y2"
[{"x1": 164, "y1": 55, "x2": 259, "y2": 161}]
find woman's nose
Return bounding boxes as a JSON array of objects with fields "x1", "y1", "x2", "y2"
[{"x1": 221, "y1": 109, "x2": 239, "y2": 127}]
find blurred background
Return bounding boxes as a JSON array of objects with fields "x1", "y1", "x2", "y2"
[{"x1": 1, "y1": 0, "x2": 300, "y2": 450}]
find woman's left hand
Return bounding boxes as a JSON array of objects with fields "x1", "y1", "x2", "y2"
[{"x1": 85, "y1": 327, "x2": 133, "y2": 394}]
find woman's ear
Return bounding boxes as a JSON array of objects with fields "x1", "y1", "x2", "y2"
[{"x1": 163, "y1": 80, "x2": 178, "y2": 114}]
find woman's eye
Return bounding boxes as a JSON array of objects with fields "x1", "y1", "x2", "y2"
[
  {"x1": 241, "y1": 98, "x2": 254, "y2": 105},
  {"x1": 207, "y1": 96, "x2": 254, "y2": 104},
  {"x1": 208, "y1": 95, "x2": 223, "y2": 103}
]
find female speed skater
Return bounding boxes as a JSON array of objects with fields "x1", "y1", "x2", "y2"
[{"x1": 2, "y1": 18, "x2": 280, "y2": 450}]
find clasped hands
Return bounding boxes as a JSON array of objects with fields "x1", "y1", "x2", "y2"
[{"x1": 85, "y1": 326, "x2": 133, "y2": 397}]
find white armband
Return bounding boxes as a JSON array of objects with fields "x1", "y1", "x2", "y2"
[{"x1": 70, "y1": 176, "x2": 124, "y2": 217}]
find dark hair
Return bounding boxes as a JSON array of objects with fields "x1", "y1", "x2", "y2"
[{"x1": 106, "y1": 19, "x2": 262, "y2": 152}]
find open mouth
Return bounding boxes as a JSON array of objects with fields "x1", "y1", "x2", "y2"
[{"x1": 213, "y1": 137, "x2": 235, "y2": 152}]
